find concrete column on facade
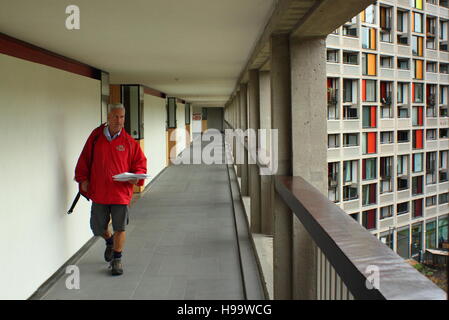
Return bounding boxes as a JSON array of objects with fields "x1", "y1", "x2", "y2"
[
  {"x1": 290, "y1": 37, "x2": 327, "y2": 300},
  {"x1": 259, "y1": 70, "x2": 273, "y2": 235},
  {"x1": 239, "y1": 83, "x2": 249, "y2": 196},
  {"x1": 248, "y1": 70, "x2": 261, "y2": 233},
  {"x1": 271, "y1": 34, "x2": 293, "y2": 300}
]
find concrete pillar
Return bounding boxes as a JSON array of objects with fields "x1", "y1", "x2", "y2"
[
  {"x1": 248, "y1": 70, "x2": 261, "y2": 233},
  {"x1": 271, "y1": 34, "x2": 293, "y2": 300},
  {"x1": 259, "y1": 70, "x2": 273, "y2": 235},
  {"x1": 240, "y1": 83, "x2": 249, "y2": 196},
  {"x1": 236, "y1": 90, "x2": 242, "y2": 178},
  {"x1": 290, "y1": 37, "x2": 327, "y2": 300}
]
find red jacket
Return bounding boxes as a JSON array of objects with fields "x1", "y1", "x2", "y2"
[{"x1": 75, "y1": 124, "x2": 147, "y2": 205}]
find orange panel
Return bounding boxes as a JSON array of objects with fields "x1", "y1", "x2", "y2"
[
  {"x1": 412, "y1": 83, "x2": 415, "y2": 102},
  {"x1": 418, "y1": 37, "x2": 423, "y2": 56},
  {"x1": 370, "y1": 28, "x2": 376, "y2": 49},
  {"x1": 368, "y1": 132, "x2": 377, "y2": 154},
  {"x1": 361, "y1": 10, "x2": 366, "y2": 23},
  {"x1": 418, "y1": 106, "x2": 423, "y2": 125},
  {"x1": 362, "y1": 80, "x2": 367, "y2": 101},
  {"x1": 416, "y1": 60, "x2": 423, "y2": 79},
  {"x1": 368, "y1": 54, "x2": 376, "y2": 75}
]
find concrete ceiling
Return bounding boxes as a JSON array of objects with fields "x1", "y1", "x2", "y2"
[{"x1": 0, "y1": 0, "x2": 277, "y2": 107}]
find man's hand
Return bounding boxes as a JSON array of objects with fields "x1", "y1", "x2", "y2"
[
  {"x1": 128, "y1": 178, "x2": 139, "y2": 185},
  {"x1": 81, "y1": 180, "x2": 89, "y2": 193}
]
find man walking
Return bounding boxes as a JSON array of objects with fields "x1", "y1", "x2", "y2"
[{"x1": 75, "y1": 104, "x2": 147, "y2": 276}]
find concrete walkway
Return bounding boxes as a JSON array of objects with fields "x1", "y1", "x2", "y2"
[{"x1": 40, "y1": 134, "x2": 254, "y2": 300}]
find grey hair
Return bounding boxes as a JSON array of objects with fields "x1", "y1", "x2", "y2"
[{"x1": 107, "y1": 103, "x2": 125, "y2": 114}]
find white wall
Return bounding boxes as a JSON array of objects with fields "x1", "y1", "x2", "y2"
[
  {"x1": 143, "y1": 94, "x2": 167, "y2": 186},
  {"x1": 192, "y1": 106, "x2": 203, "y2": 133},
  {"x1": 0, "y1": 54, "x2": 101, "y2": 299}
]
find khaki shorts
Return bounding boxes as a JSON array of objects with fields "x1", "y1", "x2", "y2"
[{"x1": 90, "y1": 202, "x2": 129, "y2": 236}]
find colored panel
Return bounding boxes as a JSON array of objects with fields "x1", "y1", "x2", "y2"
[
  {"x1": 418, "y1": 106, "x2": 423, "y2": 125},
  {"x1": 418, "y1": 37, "x2": 423, "y2": 56},
  {"x1": 361, "y1": 10, "x2": 366, "y2": 23},
  {"x1": 412, "y1": 83, "x2": 415, "y2": 102},
  {"x1": 416, "y1": 60, "x2": 423, "y2": 79},
  {"x1": 371, "y1": 106, "x2": 377, "y2": 127},
  {"x1": 380, "y1": 82, "x2": 387, "y2": 100},
  {"x1": 362, "y1": 160, "x2": 366, "y2": 179},
  {"x1": 416, "y1": 130, "x2": 423, "y2": 149},
  {"x1": 370, "y1": 28, "x2": 376, "y2": 49},
  {"x1": 416, "y1": 0, "x2": 423, "y2": 10},
  {"x1": 362, "y1": 80, "x2": 367, "y2": 101},
  {"x1": 368, "y1": 54, "x2": 376, "y2": 75},
  {"x1": 368, "y1": 132, "x2": 376, "y2": 154}
]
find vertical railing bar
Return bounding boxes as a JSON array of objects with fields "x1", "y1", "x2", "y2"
[
  {"x1": 330, "y1": 266, "x2": 335, "y2": 300},
  {"x1": 335, "y1": 271, "x2": 341, "y2": 300},
  {"x1": 317, "y1": 247, "x2": 321, "y2": 300}
]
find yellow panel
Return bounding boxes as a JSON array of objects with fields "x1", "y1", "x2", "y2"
[
  {"x1": 368, "y1": 54, "x2": 377, "y2": 76},
  {"x1": 361, "y1": 10, "x2": 366, "y2": 23},
  {"x1": 416, "y1": 0, "x2": 423, "y2": 10}
]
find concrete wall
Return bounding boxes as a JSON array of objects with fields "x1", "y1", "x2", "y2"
[
  {"x1": 0, "y1": 53, "x2": 101, "y2": 299},
  {"x1": 206, "y1": 108, "x2": 224, "y2": 132},
  {"x1": 143, "y1": 94, "x2": 167, "y2": 186}
]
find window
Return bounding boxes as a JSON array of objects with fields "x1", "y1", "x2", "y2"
[
  {"x1": 343, "y1": 51, "x2": 358, "y2": 65},
  {"x1": 414, "y1": 12, "x2": 424, "y2": 33},
  {"x1": 327, "y1": 78, "x2": 339, "y2": 120},
  {"x1": 397, "y1": 226, "x2": 410, "y2": 259},
  {"x1": 343, "y1": 186, "x2": 358, "y2": 201},
  {"x1": 363, "y1": 80, "x2": 377, "y2": 102},
  {"x1": 397, "y1": 202, "x2": 409, "y2": 215},
  {"x1": 412, "y1": 106, "x2": 424, "y2": 126},
  {"x1": 440, "y1": 63, "x2": 449, "y2": 74},
  {"x1": 426, "y1": 220, "x2": 437, "y2": 250},
  {"x1": 426, "y1": 196, "x2": 437, "y2": 207},
  {"x1": 427, "y1": 84, "x2": 437, "y2": 117},
  {"x1": 439, "y1": 193, "x2": 449, "y2": 204},
  {"x1": 412, "y1": 176, "x2": 424, "y2": 195},
  {"x1": 398, "y1": 130, "x2": 410, "y2": 143},
  {"x1": 343, "y1": 105, "x2": 358, "y2": 119},
  {"x1": 397, "y1": 82, "x2": 408, "y2": 104},
  {"x1": 362, "y1": 132, "x2": 377, "y2": 154},
  {"x1": 363, "y1": 158, "x2": 377, "y2": 180},
  {"x1": 398, "y1": 57, "x2": 410, "y2": 70},
  {"x1": 343, "y1": 79, "x2": 357, "y2": 103},
  {"x1": 362, "y1": 209, "x2": 377, "y2": 230},
  {"x1": 438, "y1": 216, "x2": 448, "y2": 249},
  {"x1": 413, "y1": 153, "x2": 424, "y2": 172},
  {"x1": 328, "y1": 162, "x2": 340, "y2": 203},
  {"x1": 440, "y1": 128, "x2": 449, "y2": 138},
  {"x1": 380, "y1": 56, "x2": 393, "y2": 68},
  {"x1": 328, "y1": 134, "x2": 339, "y2": 148},
  {"x1": 343, "y1": 160, "x2": 358, "y2": 183},
  {"x1": 350, "y1": 213, "x2": 359, "y2": 222},
  {"x1": 327, "y1": 49, "x2": 339, "y2": 63},
  {"x1": 343, "y1": 133, "x2": 359, "y2": 147},
  {"x1": 413, "y1": 83, "x2": 424, "y2": 102},
  {"x1": 380, "y1": 205, "x2": 393, "y2": 220},
  {"x1": 380, "y1": 131, "x2": 394, "y2": 144},
  {"x1": 362, "y1": 106, "x2": 377, "y2": 128},
  {"x1": 426, "y1": 16, "x2": 437, "y2": 49},
  {"x1": 426, "y1": 129, "x2": 437, "y2": 140},
  {"x1": 398, "y1": 105, "x2": 409, "y2": 118},
  {"x1": 362, "y1": 53, "x2": 377, "y2": 76},
  {"x1": 380, "y1": 6, "x2": 393, "y2": 42},
  {"x1": 343, "y1": 17, "x2": 358, "y2": 37},
  {"x1": 427, "y1": 61, "x2": 437, "y2": 72},
  {"x1": 397, "y1": 10, "x2": 409, "y2": 45},
  {"x1": 412, "y1": 36, "x2": 424, "y2": 56},
  {"x1": 362, "y1": 27, "x2": 377, "y2": 50},
  {"x1": 362, "y1": 5, "x2": 376, "y2": 24},
  {"x1": 398, "y1": 155, "x2": 409, "y2": 176},
  {"x1": 426, "y1": 151, "x2": 437, "y2": 184},
  {"x1": 380, "y1": 157, "x2": 394, "y2": 187},
  {"x1": 380, "y1": 231, "x2": 394, "y2": 250}
]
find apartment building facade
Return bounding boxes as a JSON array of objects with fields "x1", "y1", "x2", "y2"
[{"x1": 326, "y1": 0, "x2": 449, "y2": 260}]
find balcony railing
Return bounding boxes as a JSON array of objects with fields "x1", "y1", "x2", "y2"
[{"x1": 275, "y1": 176, "x2": 446, "y2": 300}]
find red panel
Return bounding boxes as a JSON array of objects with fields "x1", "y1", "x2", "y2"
[
  {"x1": 362, "y1": 80, "x2": 367, "y2": 101},
  {"x1": 0, "y1": 33, "x2": 101, "y2": 80},
  {"x1": 380, "y1": 82, "x2": 387, "y2": 100},
  {"x1": 416, "y1": 130, "x2": 423, "y2": 149},
  {"x1": 367, "y1": 209, "x2": 376, "y2": 229},
  {"x1": 412, "y1": 83, "x2": 415, "y2": 102},
  {"x1": 370, "y1": 106, "x2": 377, "y2": 127},
  {"x1": 368, "y1": 132, "x2": 377, "y2": 154}
]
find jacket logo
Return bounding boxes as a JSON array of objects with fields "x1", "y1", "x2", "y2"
[{"x1": 116, "y1": 145, "x2": 125, "y2": 151}]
